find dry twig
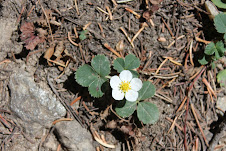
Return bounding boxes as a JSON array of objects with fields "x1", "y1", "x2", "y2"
[
  {"x1": 104, "y1": 43, "x2": 122, "y2": 58},
  {"x1": 125, "y1": 7, "x2": 141, "y2": 18},
  {"x1": 68, "y1": 32, "x2": 79, "y2": 46},
  {"x1": 74, "y1": 0, "x2": 79, "y2": 15},
  {"x1": 202, "y1": 78, "x2": 217, "y2": 98},
  {"x1": 70, "y1": 96, "x2": 81, "y2": 106},
  {"x1": 119, "y1": 27, "x2": 134, "y2": 47},
  {"x1": 131, "y1": 23, "x2": 148, "y2": 44},
  {"x1": 52, "y1": 118, "x2": 73, "y2": 125},
  {"x1": 190, "y1": 101, "x2": 209, "y2": 147}
]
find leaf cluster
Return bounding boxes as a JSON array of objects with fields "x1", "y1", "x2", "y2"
[
  {"x1": 198, "y1": 41, "x2": 226, "y2": 66},
  {"x1": 115, "y1": 81, "x2": 158, "y2": 124},
  {"x1": 113, "y1": 54, "x2": 140, "y2": 77},
  {"x1": 75, "y1": 55, "x2": 110, "y2": 97},
  {"x1": 75, "y1": 54, "x2": 159, "y2": 124},
  {"x1": 112, "y1": 55, "x2": 158, "y2": 124},
  {"x1": 199, "y1": 13, "x2": 226, "y2": 66},
  {"x1": 214, "y1": 13, "x2": 226, "y2": 87}
]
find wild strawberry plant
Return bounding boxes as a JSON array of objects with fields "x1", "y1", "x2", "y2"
[
  {"x1": 75, "y1": 54, "x2": 159, "y2": 124},
  {"x1": 198, "y1": 13, "x2": 226, "y2": 87}
]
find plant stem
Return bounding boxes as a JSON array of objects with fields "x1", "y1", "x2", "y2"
[{"x1": 105, "y1": 75, "x2": 111, "y2": 79}]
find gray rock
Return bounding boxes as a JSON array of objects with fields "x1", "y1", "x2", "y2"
[
  {"x1": 43, "y1": 133, "x2": 58, "y2": 151},
  {"x1": 54, "y1": 120, "x2": 95, "y2": 151},
  {"x1": 216, "y1": 96, "x2": 226, "y2": 115},
  {"x1": 9, "y1": 68, "x2": 66, "y2": 135},
  {"x1": 0, "y1": 16, "x2": 22, "y2": 61}
]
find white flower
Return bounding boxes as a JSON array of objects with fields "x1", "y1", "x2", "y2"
[{"x1": 110, "y1": 70, "x2": 142, "y2": 102}]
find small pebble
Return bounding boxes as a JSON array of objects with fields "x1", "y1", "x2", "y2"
[{"x1": 158, "y1": 37, "x2": 166, "y2": 42}]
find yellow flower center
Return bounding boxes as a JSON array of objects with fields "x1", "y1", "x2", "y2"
[{"x1": 119, "y1": 81, "x2": 131, "y2": 93}]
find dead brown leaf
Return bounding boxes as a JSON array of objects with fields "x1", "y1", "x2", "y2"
[
  {"x1": 143, "y1": 5, "x2": 159, "y2": 20},
  {"x1": 20, "y1": 22, "x2": 46, "y2": 50},
  {"x1": 44, "y1": 47, "x2": 54, "y2": 60}
]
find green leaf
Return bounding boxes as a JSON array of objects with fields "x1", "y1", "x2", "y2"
[
  {"x1": 79, "y1": 30, "x2": 88, "y2": 40},
  {"x1": 224, "y1": 33, "x2": 226, "y2": 42},
  {"x1": 217, "y1": 69, "x2": 226, "y2": 87},
  {"x1": 129, "y1": 69, "x2": 139, "y2": 78},
  {"x1": 91, "y1": 55, "x2": 110, "y2": 77},
  {"x1": 115, "y1": 100, "x2": 137, "y2": 118},
  {"x1": 75, "y1": 64, "x2": 98, "y2": 87},
  {"x1": 137, "y1": 102, "x2": 159, "y2": 124},
  {"x1": 214, "y1": 13, "x2": 226, "y2": 34},
  {"x1": 216, "y1": 41, "x2": 226, "y2": 57},
  {"x1": 212, "y1": 0, "x2": 226, "y2": 9},
  {"x1": 198, "y1": 56, "x2": 209, "y2": 65},
  {"x1": 211, "y1": 62, "x2": 216, "y2": 69},
  {"x1": 199, "y1": 41, "x2": 225, "y2": 65},
  {"x1": 113, "y1": 54, "x2": 141, "y2": 74},
  {"x1": 214, "y1": 50, "x2": 221, "y2": 60},
  {"x1": 124, "y1": 54, "x2": 140, "y2": 70},
  {"x1": 205, "y1": 42, "x2": 216, "y2": 55},
  {"x1": 79, "y1": 34, "x2": 86, "y2": 41},
  {"x1": 138, "y1": 81, "x2": 156, "y2": 100},
  {"x1": 88, "y1": 77, "x2": 106, "y2": 98},
  {"x1": 113, "y1": 58, "x2": 125, "y2": 73}
]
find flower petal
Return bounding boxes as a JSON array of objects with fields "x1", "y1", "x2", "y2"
[
  {"x1": 112, "y1": 89, "x2": 124, "y2": 100},
  {"x1": 125, "y1": 89, "x2": 138, "y2": 102},
  {"x1": 130, "y1": 78, "x2": 143, "y2": 91},
  {"x1": 110, "y1": 76, "x2": 121, "y2": 89},
  {"x1": 119, "y1": 70, "x2": 132, "y2": 82}
]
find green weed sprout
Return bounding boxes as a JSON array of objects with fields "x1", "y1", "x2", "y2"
[
  {"x1": 79, "y1": 30, "x2": 88, "y2": 41},
  {"x1": 198, "y1": 41, "x2": 226, "y2": 67},
  {"x1": 75, "y1": 54, "x2": 159, "y2": 124},
  {"x1": 198, "y1": 13, "x2": 226, "y2": 87},
  {"x1": 199, "y1": 13, "x2": 226, "y2": 66}
]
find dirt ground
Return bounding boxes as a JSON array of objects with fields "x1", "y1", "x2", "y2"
[{"x1": 0, "y1": 0, "x2": 226, "y2": 151}]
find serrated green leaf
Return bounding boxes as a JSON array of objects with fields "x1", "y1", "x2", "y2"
[
  {"x1": 88, "y1": 77, "x2": 106, "y2": 98},
  {"x1": 137, "y1": 102, "x2": 159, "y2": 124},
  {"x1": 115, "y1": 100, "x2": 137, "y2": 118},
  {"x1": 138, "y1": 81, "x2": 156, "y2": 100},
  {"x1": 75, "y1": 64, "x2": 98, "y2": 87},
  {"x1": 217, "y1": 69, "x2": 226, "y2": 87},
  {"x1": 216, "y1": 41, "x2": 226, "y2": 57},
  {"x1": 124, "y1": 54, "x2": 140, "y2": 70},
  {"x1": 205, "y1": 42, "x2": 216, "y2": 55},
  {"x1": 91, "y1": 55, "x2": 110, "y2": 77},
  {"x1": 214, "y1": 13, "x2": 226, "y2": 34},
  {"x1": 113, "y1": 58, "x2": 125, "y2": 73},
  {"x1": 198, "y1": 56, "x2": 209, "y2": 65},
  {"x1": 212, "y1": 0, "x2": 226, "y2": 9}
]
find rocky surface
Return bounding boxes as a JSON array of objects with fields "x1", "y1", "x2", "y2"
[
  {"x1": 0, "y1": 1, "x2": 22, "y2": 61},
  {"x1": 216, "y1": 96, "x2": 226, "y2": 115},
  {"x1": 54, "y1": 120, "x2": 95, "y2": 151},
  {"x1": 9, "y1": 67, "x2": 66, "y2": 135}
]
